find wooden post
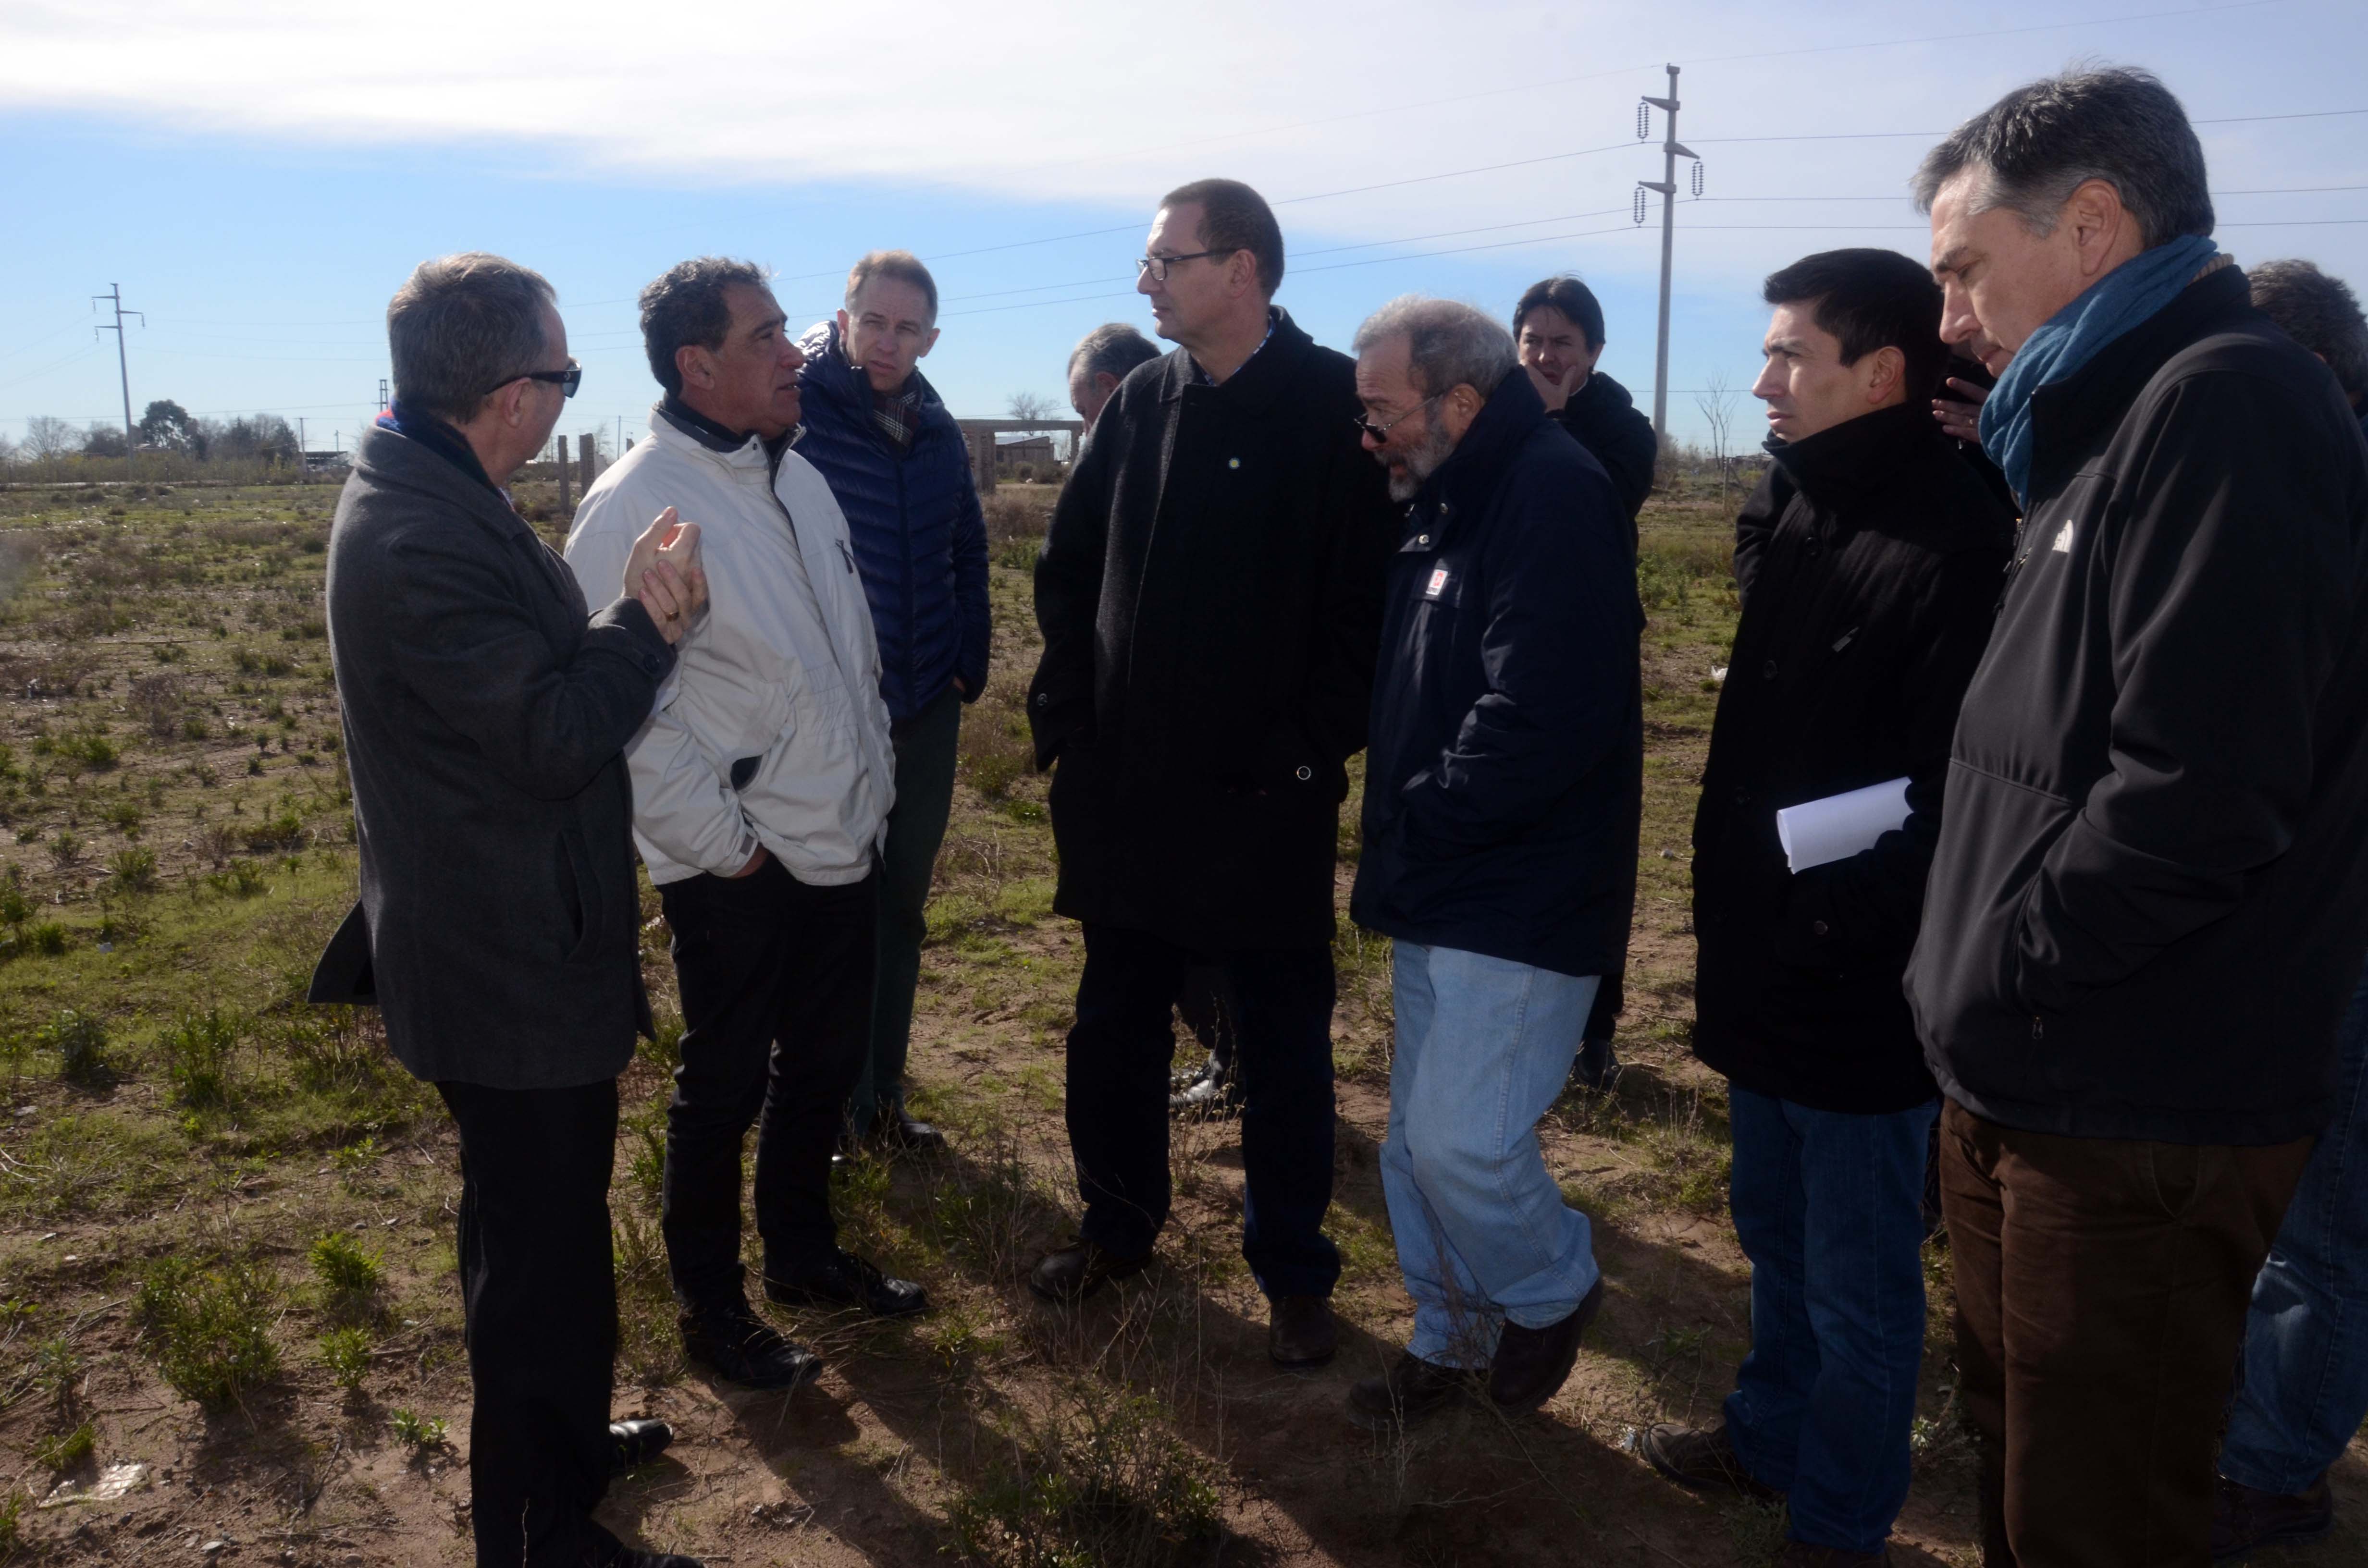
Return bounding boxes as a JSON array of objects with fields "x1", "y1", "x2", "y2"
[
  {"x1": 555, "y1": 435, "x2": 570, "y2": 514},
  {"x1": 578, "y1": 432, "x2": 595, "y2": 492},
  {"x1": 974, "y1": 429, "x2": 997, "y2": 495}
]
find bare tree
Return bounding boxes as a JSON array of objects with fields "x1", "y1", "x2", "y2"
[
  {"x1": 1006, "y1": 390, "x2": 1057, "y2": 422},
  {"x1": 1694, "y1": 372, "x2": 1741, "y2": 503},
  {"x1": 21, "y1": 416, "x2": 76, "y2": 461}
]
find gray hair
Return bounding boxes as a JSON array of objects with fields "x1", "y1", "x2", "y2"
[
  {"x1": 1352, "y1": 295, "x2": 1518, "y2": 400},
  {"x1": 845, "y1": 249, "x2": 938, "y2": 323},
  {"x1": 2250, "y1": 259, "x2": 2368, "y2": 402},
  {"x1": 386, "y1": 253, "x2": 556, "y2": 424},
  {"x1": 1911, "y1": 65, "x2": 2212, "y2": 248},
  {"x1": 639, "y1": 257, "x2": 770, "y2": 398},
  {"x1": 1068, "y1": 323, "x2": 1160, "y2": 387}
]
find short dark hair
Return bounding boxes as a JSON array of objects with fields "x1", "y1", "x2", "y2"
[
  {"x1": 1912, "y1": 65, "x2": 2212, "y2": 249},
  {"x1": 1512, "y1": 276, "x2": 1606, "y2": 352},
  {"x1": 1160, "y1": 178, "x2": 1285, "y2": 298},
  {"x1": 386, "y1": 253, "x2": 556, "y2": 424},
  {"x1": 638, "y1": 257, "x2": 770, "y2": 398},
  {"x1": 1068, "y1": 322, "x2": 1160, "y2": 387},
  {"x1": 846, "y1": 249, "x2": 939, "y2": 324},
  {"x1": 2249, "y1": 259, "x2": 2368, "y2": 402},
  {"x1": 1762, "y1": 248, "x2": 1950, "y2": 401}
]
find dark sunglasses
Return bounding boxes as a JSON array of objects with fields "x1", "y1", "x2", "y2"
[{"x1": 484, "y1": 359, "x2": 581, "y2": 400}]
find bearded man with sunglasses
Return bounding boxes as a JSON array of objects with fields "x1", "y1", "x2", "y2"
[{"x1": 1026, "y1": 179, "x2": 1395, "y2": 1369}]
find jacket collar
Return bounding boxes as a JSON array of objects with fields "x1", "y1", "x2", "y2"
[
  {"x1": 1159, "y1": 308, "x2": 1313, "y2": 417},
  {"x1": 1763, "y1": 401, "x2": 1944, "y2": 512},
  {"x1": 1408, "y1": 368, "x2": 1549, "y2": 535},
  {"x1": 2024, "y1": 264, "x2": 2252, "y2": 501},
  {"x1": 353, "y1": 424, "x2": 535, "y2": 544},
  {"x1": 1566, "y1": 368, "x2": 1637, "y2": 421},
  {"x1": 649, "y1": 402, "x2": 775, "y2": 472}
]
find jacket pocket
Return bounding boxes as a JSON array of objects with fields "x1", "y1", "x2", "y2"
[
  {"x1": 1922, "y1": 759, "x2": 2078, "y2": 1045},
  {"x1": 555, "y1": 822, "x2": 603, "y2": 965}
]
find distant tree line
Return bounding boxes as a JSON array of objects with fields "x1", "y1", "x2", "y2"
[{"x1": 2, "y1": 402, "x2": 303, "y2": 469}]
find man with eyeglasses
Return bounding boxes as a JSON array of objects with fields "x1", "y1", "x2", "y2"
[
  {"x1": 1342, "y1": 295, "x2": 1639, "y2": 1429},
  {"x1": 567, "y1": 257, "x2": 926, "y2": 1402},
  {"x1": 315, "y1": 252, "x2": 705, "y2": 1568},
  {"x1": 1027, "y1": 179, "x2": 1395, "y2": 1371}
]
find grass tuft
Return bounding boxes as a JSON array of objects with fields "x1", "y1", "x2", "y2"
[{"x1": 134, "y1": 1254, "x2": 282, "y2": 1407}]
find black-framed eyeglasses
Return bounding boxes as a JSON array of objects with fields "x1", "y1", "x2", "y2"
[
  {"x1": 483, "y1": 359, "x2": 581, "y2": 400},
  {"x1": 1135, "y1": 250, "x2": 1226, "y2": 283},
  {"x1": 1353, "y1": 394, "x2": 1439, "y2": 444}
]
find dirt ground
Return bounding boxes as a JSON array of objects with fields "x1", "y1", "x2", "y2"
[{"x1": 0, "y1": 477, "x2": 2363, "y2": 1567}]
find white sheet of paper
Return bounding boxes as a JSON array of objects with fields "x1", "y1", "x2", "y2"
[{"x1": 1776, "y1": 777, "x2": 1912, "y2": 873}]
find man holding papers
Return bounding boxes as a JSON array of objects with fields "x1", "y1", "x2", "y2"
[{"x1": 1643, "y1": 250, "x2": 2011, "y2": 1565}]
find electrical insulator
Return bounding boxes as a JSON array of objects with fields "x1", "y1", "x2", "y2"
[
  {"x1": 1633, "y1": 186, "x2": 1648, "y2": 225},
  {"x1": 1637, "y1": 102, "x2": 1650, "y2": 140},
  {"x1": 1691, "y1": 161, "x2": 1705, "y2": 198}
]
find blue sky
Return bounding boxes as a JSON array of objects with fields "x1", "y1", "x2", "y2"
[{"x1": 0, "y1": 0, "x2": 2361, "y2": 452}]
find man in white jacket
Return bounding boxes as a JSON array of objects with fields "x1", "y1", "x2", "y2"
[{"x1": 567, "y1": 257, "x2": 926, "y2": 1396}]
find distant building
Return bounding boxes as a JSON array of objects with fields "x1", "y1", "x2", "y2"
[{"x1": 304, "y1": 450, "x2": 352, "y2": 474}]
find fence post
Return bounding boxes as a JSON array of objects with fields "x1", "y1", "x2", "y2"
[
  {"x1": 578, "y1": 433, "x2": 595, "y2": 493},
  {"x1": 555, "y1": 436, "x2": 570, "y2": 514}
]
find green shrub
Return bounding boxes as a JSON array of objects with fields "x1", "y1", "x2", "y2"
[
  {"x1": 135, "y1": 1255, "x2": 281, "y2": 1407},
  {"x1": 244, "y1": 805, "x2": 305, "y2": 853},
  {"x1": 0, "y1": 882, "x2": 28, "y2": 926},
  {"x1": 30, "y1": 1420, "x2": 95, "y2": 1470},
  {"x1": 320, "y1": 1325, "x2": 372, "y2": 1392},
  {"x1": 206, "y1": 858, "x2": 270, "y2": 899},
  {"x1": 160, "y1": 1009, "x2": 237, "y2": 1108},
  {"x1": 109, "y1": 845, "x2": 157, "y2": 892},
  {"x1": 950, "y1": 1387, "x2": 1222, "y2": 1568},
  {"x1": 391, "y1": 1408, "x2": 447, "y2": 1447},
  {"x1": 308, "y1": 1230, "x2": 384, "y2": 1297},
  {"x1": 38, "y1": 1008, "x2": 106, "y2": 1083},
  {"x1": 25, "y1": 920, "x2": 67, "y2": 956},
  {"x1": 0, "y1": 1488, "x2": 23, "y2": 1555}
]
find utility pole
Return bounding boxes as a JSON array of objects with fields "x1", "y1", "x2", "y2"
[
  {"x1": 297, "y1": 417, "x2": 308, "y2": 486},
  {"x1": 92, "y1": 283, "x2": 145, "y2": 449},
  {"x1": 378, "y1": 378, "x2": 389, "y2": 413},
  {"x1": 1635, "y1": 66, "x2": 1699, "y2": 444}
]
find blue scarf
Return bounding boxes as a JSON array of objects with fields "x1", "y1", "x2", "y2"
[
  {"x1": 376, "y1": 399, "x2": 497, "y2": 494},
  {"x1": 1979, "y1": 233, "x2": 2219, "y2": 504}
]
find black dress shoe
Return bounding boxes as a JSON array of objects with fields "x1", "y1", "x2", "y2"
[
  {"x1": 1028, "y1": 1237, "x2": 1151, "y2": 1303},
  {"x1": 679, "y1": 1303, "x2": 823, "y2": 1392},
  {"x1": 1571, "y1": 1034, "x2": 1618, "y2": 1090},
  {"x1": 764, "y1": 1249, "x2": 929, "y2": 1318},
  {"x1": 607, "y1": 1550, "x2": 704, "y2": 1568},
  {"x1": 609, "y1": 1417, "x2": 674, "y2": 1475},
  {"x1": 1487, "y1": 1276, "x2": 1603, "y2": 1413},
  {"x1": 2213, "y1": 1473, "x2": 2333, "y2": 1558},
  {"x1": 876, "y1": 1107, "x2": 946, "y2": 1152},
  {"x1": 1269, "y1": 1295, "x2": 1337, "y2": 1368},
  {"x1": 1346, "y1": 1351, "x2": 1470, "y2": 1430}
]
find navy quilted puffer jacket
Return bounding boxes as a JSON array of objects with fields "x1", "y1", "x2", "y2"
[{"x1": 794, "y1": 320, "x2": 989, "y2": 722}]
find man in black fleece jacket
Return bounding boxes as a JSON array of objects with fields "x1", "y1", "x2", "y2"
[
  {"x1": 1908, "y1": 68, "x2": 2368, "y2": 1564},
  {"x1": 1640, "y1": 251, "x2": 2010, "y2": 1566}
]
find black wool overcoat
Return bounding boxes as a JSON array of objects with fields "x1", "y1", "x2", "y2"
[{"x1": 1028, "y1": 311, "x2": 1397, "y2": 952}]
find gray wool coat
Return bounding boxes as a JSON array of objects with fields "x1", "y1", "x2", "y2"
[{"x1": 309, "y1": 425, "x2": 675, "y2": 1089}]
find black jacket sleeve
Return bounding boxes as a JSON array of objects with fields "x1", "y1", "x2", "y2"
[
  {"x1": 1262, "y1": 428, "x2": 1395, "y2": 781},
  {"x1": 2014, "y1": 371, "x2": 2355, "y2": 1013},
  {"x1": 381, "y1": 528, "x2": 673, "y2": 803},
  {"x1": 1028, "y1": 410, "x2": 1117, "y2": 769},
  {"x1": 1778, "y1": 542, "x2": 2008, "y2": 962}
]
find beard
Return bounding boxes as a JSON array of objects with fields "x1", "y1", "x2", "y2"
[{"x1": 1381, "y1": 416, "x2": 1457, "y2": 502}]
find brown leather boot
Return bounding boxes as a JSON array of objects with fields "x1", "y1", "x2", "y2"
[
  {"x1": 1268, "y1": 1295, "x2": 1337, "y2": 1368},
  {"x1": 1639, "y1": 1420, "x2": 1783, "y2": 1503}
]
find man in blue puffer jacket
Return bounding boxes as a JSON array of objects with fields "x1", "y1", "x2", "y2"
[{"x1": 794, "y1": 250, "x2": 989, "y2": 1151}]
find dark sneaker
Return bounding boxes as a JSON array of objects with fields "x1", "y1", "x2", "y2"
[
  {"x1": 679, "y1": 1302, "x2": 823, "y2": 1393},
  {"x1": 1169, "y1": 1054, "x2": 1242, "y2": 1118},
  {"x1": 608, "y1": 1418, "x2": 674, "y2": 1475},
  {"x1": 1571, "y1": 1034, "x2": 1618, "y2": 1090},
  {"x1": 1268, "y1": 1295, "x2": 1337, "y2": 1369},
  {"x1": 1640, "y1": 1420, "x2": 1783, "y2": 1503},
  {"x1": 1347, "y1": 1351, "x2": 1471, "y2": 1430},
  {"x1": 764, "y1": 1248, "x2": 929, "y2": 1318},
  {"x1": 876, "y1": 1107, "x2": 945, "y2": 1152},
  {"x1": 1487, "y1": 1277, "x2": 1603, "y2": 1413},
  {"x1": 1774, "y1": 1544, "x2": 1888, "y2": 1568},
  {"x1": 2212, "y1": 1473, "x2": 2333, "y2": 1559},
  {"x1": 1028, "y1": 1237, "x2": 1151, "y2": 1304}
]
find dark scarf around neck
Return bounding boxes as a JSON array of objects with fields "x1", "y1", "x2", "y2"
[{"x1": 377, "y1": 400, "x2": 498, "y2": 494}]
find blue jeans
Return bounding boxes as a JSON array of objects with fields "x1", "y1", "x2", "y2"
[
  {"x1": 1381, "y1": 943, "x2": 1601, "y2": 1369},
  {"x1": 1725, "y1": 1087, "x2": 1936, "y2": 1555},
  {"x1": 2221, "y1": 953, "x2": 2368, "y2": 1495}
]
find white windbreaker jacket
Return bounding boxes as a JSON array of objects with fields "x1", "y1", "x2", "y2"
[{"x1": 564, "y1": 415, "x2": 893, "y2": 886}]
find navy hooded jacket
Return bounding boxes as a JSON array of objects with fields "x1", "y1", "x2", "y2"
[
  {"x1": 1349, "y1": 370, "x2": 1642, "y2": 977},
  {"x1": 793, "y1": 320, "x2": 989, "y2": 722}
]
